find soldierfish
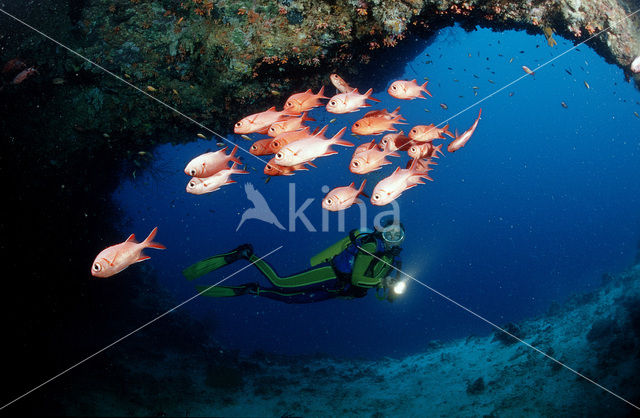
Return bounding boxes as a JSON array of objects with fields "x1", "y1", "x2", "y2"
[
  {"x1": 267, "y1": 112, "x2": 315, "y2": 137},
  {"x1": 330, "y1": 73, "x2": 355, "y2": 93},
  {"x1": 234, "y1": 106, "x2": 295, "y2": 134},
  {"x1": 387, "y1": 79, "x2": 432, "y2": 100},
  {"x1": 379, "y1": 131, "x2": 412, "y2": 152},
  {"x1": 283, "y1": 86, "x2": 328, "y2": 113},
  {"x1": 322, "y1": 180, "x2": 367, "y2": 211},
  {"x1": 269, "y1": 126, "x2": 317, "y2": 153},
  {"x1": 264, "y1": 158, "x2": 315, "y2": 176},
  {"x1": 325, "y1": 88, "x2": 381, "y2": 114},
  {"x1": 349, "y1": 140, "x2": 399, "y2": 174},
  {"x1": 11, "y1": 67, "x2": 38, "y2": 84},
  {"x1": 184, "y1": 146, "x2": 241, "y2": 178},
  {"x1": 448, "y1": 108, "x2": 482, "y2": 153},
  {"x1": 274, "y1": 126, "x2": 353, "y2": 166},
  {"x1": 249, "y1": 138, "x2": 275, "y2": 155},
  {"x1": 631, "y1": 56, "x2": 640, "y2": 73},
  {"x1": 91, "y1": 227, "x2": 166, "y2": 278},
  {"x1": 370, "y1": 159, "x2": 433, "y2": 206},
  {"x1": 363, "y1": 106, "x2": 405, "y2": 121},
  {"x1": 351, "y1": 114, "x2": 405, "y2": 136},
  {"x1": 186, "y1": 163, "x2": 248, "y2": 194},
  {"x1": 2, "y1": 58, "x2": 26, "y2": 75},
  {"x1": 408, "y1": 124, "x2": 453, "y2": 143},
  {"x1": 407, "y1": 142, "x2": 444, "y2": 159}
]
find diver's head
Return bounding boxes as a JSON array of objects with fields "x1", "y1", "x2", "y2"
[{"x1": 377, "y1": 217, "x2": 405, "y2": 249}]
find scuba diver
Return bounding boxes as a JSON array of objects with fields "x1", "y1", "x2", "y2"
[{"x1": 183, "y1": 217, "x2": 408, "y2": 303}]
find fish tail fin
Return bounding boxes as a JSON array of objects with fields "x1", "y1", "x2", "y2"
[
  {"x1": 331, "y1": 127, "x2": 354, "y2": 147},
  {"x1": 230, "y1": 162, "x2": 249, "y2": 174},
  {"x1": 364, "y1": 88, "x2": 381, "y2": 103},
  {"x1": 420, "y1": 81, "x2": 433, "y2": 97},
  {"x1": 392, "y1": 107, "x2": 406, "y2": 121},
  {"x1": 301, "y1": 112, "x2": 316, "y2": 122},
  {"x1": 143, "y1": 227, "x2": 166, "y2": 250},
  {"x1": 229, "y1": 145, "x2": 242, "y2": 164}
]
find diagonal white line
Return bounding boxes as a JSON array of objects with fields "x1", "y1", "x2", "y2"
[
  {"x1": 0, "y1": 245, "x2": 283, "y2": 411},
  {"x1": 0, "y1": 8, "x2": 269, "y2": 166},
  {"x1": 358, "y1": 245, "x2": 640, "y2": 410}
]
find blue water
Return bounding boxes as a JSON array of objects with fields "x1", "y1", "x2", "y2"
[{"x1": 114, "y1": 25, "x2": 640, "y2": 359}]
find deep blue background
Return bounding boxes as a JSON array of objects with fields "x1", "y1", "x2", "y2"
[{"x1": 113, "y1": 25, "x2": 640, "y2": 359}]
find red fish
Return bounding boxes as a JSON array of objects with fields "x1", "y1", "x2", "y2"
[
  {"x1": 264, "y1": 158, "x2": 314, "y2": 176},
  {"x1": 388, "y1": 79, "x2": 432, "y2": 100},
  {"x1": 267, "y1": 112, "x2": 315, "y2": 137},
  {"x1": 269, "y1": 126, "x2": 318, "y2": 153},
  {"x1": 408, "y1": 124, "x2": 453, "y2": 143},
  {"x1": 234, "y1": 106, "x2": 295, "y2": 134},
  {"x1": 322, "y1": 180, "x2": 367, "y2": 211},
  {"x1": 2, "y1": 58, "x2": 26, "y2": 75},
  {"x1": 448, "y1": 109, "x2": 482, "y2": 153},
  {"x1": 186, "y1": 163, "x2": 248, "y2": 194},
  {"x1": 349, "y1": 139, "x2": 399, "y2": 174},
  {"x1": 363, "y1": 106, "x2": 405, "y2": 121},
  {"x1": 371, "y1": 159, "x2": 434, "y2": 206},
  {"x1": 379, "y1": 132, "x2": 411, "y2": 152},
  {"x1": 283, "y1": 86, "x2": 328, "y2": 113},
  {"x1": 326, "y1": 88, "x2": 380, "y2": 114},
  {"x1": 407, "y1": 143, "x2": 444, "y2": 159},
  {"x1": 184, "y1": 146, "x2": 241, "y2": 178},
  {"x1": 330, "y1": 74, "x2": 355, "y2": 93},
  {"x1": 352, "y1": 114, "x2": 405, "y2": 136},
  {"x1": 249, "y1": 138, "x2": 275, "y2": 155},
  {"x1": 91, "y1": 227, "x2": 166, "y2": 278},
  {"x1": 275, "y1": 126, "x2": 353, "y2": 166},
  {"x1": 11, "y1": 67, "x2": 38, "y2": 85}
]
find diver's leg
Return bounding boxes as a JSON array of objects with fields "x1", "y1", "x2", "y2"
[
  {"x1": 247, "y1": 255, "x2": 338, "y2": 288},
  {"x1": 196, "y1": 283, "x2": 257, "y2": 297},
  {"x1": 254, "y1": 285, "x2": 343, "y2": 304},
  {"x1": 183, "y1": 244, "x2": 254, "y2": 281}
]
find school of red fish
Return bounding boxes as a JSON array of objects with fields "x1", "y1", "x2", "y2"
[{"x1": 184, "y1": 73, "x2": 482, "y2": 213}]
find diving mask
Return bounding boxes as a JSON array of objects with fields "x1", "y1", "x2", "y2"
[{"x1": 381, "y1": 223, "x2": 405, "y2": 247}]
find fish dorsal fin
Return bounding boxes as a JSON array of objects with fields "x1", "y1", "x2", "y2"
[
  {"x1": 267, "y1": 106, "x2": 276, "y2": 111},
  {"x1": 348, "y1": 182, "x2": 355, "y2": 188},
  {"x1": 126, "y1": 234, "x2": 136, "y2": 243}
]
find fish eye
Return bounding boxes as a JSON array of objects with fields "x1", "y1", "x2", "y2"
[
  {"x1": 251, "y1": 145, "x2": 257, "y2": 150},
  {"x1": 391, "y1": 85, "x2": 397, "y2": 90},
  {"x1": 354, "y1": 123, "x2": 360, "y2": 127},
  {"x1": 272, "y1": 141, "x2": 280, "y2": 147},
  {"x1": 188, "y1": 181, "x2": 196, "y2": 188},
  {"x1": 92, "y1": 263, "x2": 102, "y2": 272},
  {"x1": 235, "y1": 122, "x2": 242, "y2": 127},
  {"x1": 189, "y1": 169, "x2": 196, "y2": 176},
  {"x1": 373, "y1": 194, "x2": 380, "y2": 200},
  {"x1": 286, "y1": 101, "x2": 292, "y2": 107},
  {"x1": 330, "y1": 100, "x2": 336, "y2": 106},
  {"x1": 352, "y1": 161, "x2": 360, "y2": 167},
  {"x1": 276, "y1": 153, "x2": 283, "y2": 159},
  {"x1": 326, "y1": 199, "x2": 332, "y2": 204},
  {"x1": 410, "y1": 146, "x2": 417, "y2": 152}
]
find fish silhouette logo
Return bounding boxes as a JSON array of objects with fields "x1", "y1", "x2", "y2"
[{"x1": 236, "y1": 182, "x2": 285, "y2": 231}]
